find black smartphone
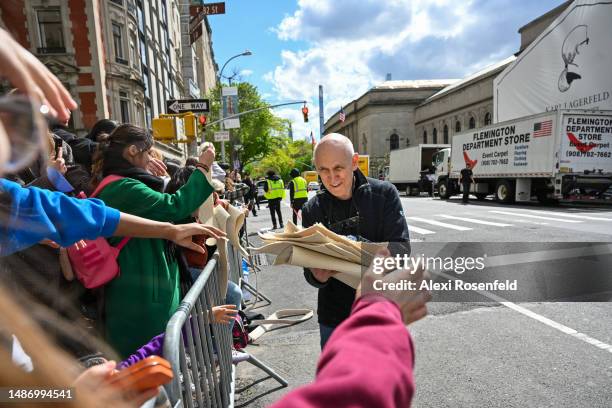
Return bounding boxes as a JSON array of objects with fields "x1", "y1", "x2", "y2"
[{"x1": 54, "y1": 138, "x2": 63, "y2": 159}]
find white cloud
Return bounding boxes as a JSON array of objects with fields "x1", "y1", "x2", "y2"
[
  {"x1": 239, "y1": 69, "x2": 253, "y2": 77},
  {"x1": 266, "y1": 0, "x2": 561, "y2": 136}
]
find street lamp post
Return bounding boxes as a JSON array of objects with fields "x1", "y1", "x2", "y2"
[{"x1": 218, "y1": 49, "x2": 252, "y2": 163}]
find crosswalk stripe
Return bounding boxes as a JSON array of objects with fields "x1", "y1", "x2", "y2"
[
  {"x1": 406, "y1": 224, "x2": 436, "y2": 235},
  {"x1": 408, "y1": 216, "x2": 473, "y2": 231},
  {"x1": 438, "y1": 214, "x2": 512, "y2": 227},
  {"x1": 478, "y1": 214, "x2": 549, "y2": 225},
  {"x1": 489, "y1": 210, "x2": 582, "y2": 223},
  {"x1": 523, "y1": 210, "x2": 612, "y2": 221}
]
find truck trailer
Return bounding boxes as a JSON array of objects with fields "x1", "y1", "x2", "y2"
[
  {"x1": 387, "y1": 144, "x2": 450, "y2": 196},
  {"x1": 433, "y1": 109, "x2": 612, "y2": 203}
]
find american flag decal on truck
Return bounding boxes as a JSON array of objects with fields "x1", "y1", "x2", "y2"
[{"x1": 533, "y1": 120, "x2": 552, "y2": 137}]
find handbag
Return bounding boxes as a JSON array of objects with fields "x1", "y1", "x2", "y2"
[
  {"x1": 66, "y1": 175, "x2": 130, "y2": 289},
  {"x1": 183, "y1": 234, "x2": 209, "y2": 269}
]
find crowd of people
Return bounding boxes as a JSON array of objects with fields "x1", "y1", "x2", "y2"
[{"x1": 0, "y1": 27, "x2": 431, "y2": 408}]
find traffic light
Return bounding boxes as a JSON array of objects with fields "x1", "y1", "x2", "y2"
[
  {"x1": 302, "y1": 106, "x2": 309, "y2": 123},
  {"x1": 198, "y1": 115, "x2": 207, "y2": 132}
]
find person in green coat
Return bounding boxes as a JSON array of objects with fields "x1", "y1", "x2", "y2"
[{"x1": 91, "y1": 124, "x2": 217, "y2": 357}]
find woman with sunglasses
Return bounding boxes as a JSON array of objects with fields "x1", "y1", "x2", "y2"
[{"x1": 89, "y1": 124, "x2": 216, "y2": 357}]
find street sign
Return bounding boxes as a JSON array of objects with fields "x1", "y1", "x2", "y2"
[
  {"x1": 166, "y1": 99, "x2": 210, "y2": 114},
  {"x1": 190, "y1": 24, "x2": 203, "y2": 44},
  {"x1": 214, "y1": 131, "x2": 230, "y2": 142},
  {"x1": 190, "y1": 2, "x2": 226, "y2": 17}
]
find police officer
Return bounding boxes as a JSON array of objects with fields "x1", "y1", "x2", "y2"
[
  {"x1": 263, "y1": 169, "x2": 285, "y2": 230},
  {"x1": 288, "y1": 168, "x2": 308, "y2": 225}
]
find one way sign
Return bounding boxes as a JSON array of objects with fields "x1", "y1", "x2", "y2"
[{"x1": 166, "y1": 99, "x2": 210, "y2": 114}]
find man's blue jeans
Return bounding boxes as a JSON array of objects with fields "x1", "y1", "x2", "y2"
[{"x1": 319, "y1": 323, "x2": 337, "y2": 350}]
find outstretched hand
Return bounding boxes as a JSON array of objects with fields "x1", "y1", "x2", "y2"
[
  {"x1": 357, "y1": 248, "x2": 431, "y2": 325},
  {"x1": 0, "y1": 28, "x2": 76, "y2": 123},
  {"x1": 211, "y1": 304, "x2": 239, "y2": 324},
  {"x1": 168, "y1": 223, "x2": 226, "y2": 254}
]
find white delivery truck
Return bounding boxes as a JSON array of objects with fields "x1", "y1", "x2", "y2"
[
  {"x1": 433, "y1": 109, "x2": 612, "y2": 203},
  {"x1": 387, "y1": 144, "x2": 450, "y2": 196}
]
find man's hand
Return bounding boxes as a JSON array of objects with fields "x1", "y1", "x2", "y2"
[
  {"x1": 357, "y1": 248, "x2": 431, "y2": 325},
  {"x1": 167, "y1": 223, "x2": 226, "y2": 253},
  {"x1": 311, "y1": 268, "x2": 339, "y2": 283}
]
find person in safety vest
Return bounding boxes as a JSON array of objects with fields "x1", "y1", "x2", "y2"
[
  {"x1": 288, "y1": 168, "x2": 308, "y2": 225},
  {"x1": 263, "y1": 169, "x2": 285, "y2": 230}
]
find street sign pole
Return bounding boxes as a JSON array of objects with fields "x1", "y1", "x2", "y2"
[{"x1": 219, "y1": 88, "x2": 226, "y2": 162}]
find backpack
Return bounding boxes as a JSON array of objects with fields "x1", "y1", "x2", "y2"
[
  {"x1": 66, "y1": 175, "x2": 130, "y2": 289},
  {"x1": 232, "y1": 312, "x2": 249, "y2": 350}
]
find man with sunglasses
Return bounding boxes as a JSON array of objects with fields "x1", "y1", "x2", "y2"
[{"x1": 302, "y1": 133, "x2": 410, "y2": 349}]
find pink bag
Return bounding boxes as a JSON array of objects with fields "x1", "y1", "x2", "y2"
[{"x1": 67, "y1": 175, "x2": 130, "y2": 289}]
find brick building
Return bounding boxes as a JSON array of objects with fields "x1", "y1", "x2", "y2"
[{"x1": 0, "y1": 0, "x2": 218, "y2": 159}]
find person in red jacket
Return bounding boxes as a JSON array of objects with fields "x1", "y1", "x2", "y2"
[{"x1": 272, "y1": 248, "x2": 430, "y2": 408}]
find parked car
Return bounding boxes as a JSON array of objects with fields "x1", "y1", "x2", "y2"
[
  {"x1": 308, "y1": 181, "x2": 319, "y2": 191},
  {"x1": 256, "y1": 180, "x2": 267, "y2": 202}
]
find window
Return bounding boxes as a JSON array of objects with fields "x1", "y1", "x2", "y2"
[
  {"x1": 119, "y1": 91, "x2": 130, "y2": 123},
  {"x1": 137, "y1": 3, "x2": 144, "y2": 33},
  {"x1": 37, "y1": 9, "x2": 65, "y2": 53},
  {"x1": 443, "y1": 125, "x2": 449, "y2": 144},
  {"x1": 140, "y1": 37, "x2": 147, "y2": 67},
  {"x1": 484, "y1": 112, "x2": 491, "y2": 126},
  {"x1": 161, "y1": 0, "x2": 168, "y2": 26},
  {"x1": 455, "y1": 121, "x2": 461, "y2": 133},
  {"x1": 112, "y1": 23, "x2": 127, "y2": 64},
  {"x1": 142, "y1": 67, "x2": 150, "y2": 98},
  {"x1": 423, "y1": 130, "x2": 427, "y2": 144},
  {"x1": 130, "y1": 34, "x2": 138, "y2": 70},
  {"x1": 469, "y1": 116, "x2": 476, "y2": 129},
  {"x1": 432, "y1": 128, "x2": 438, "y2": 144},
  {"x1": 390, "y1": 134, "x2": 399, "y2": 151}
]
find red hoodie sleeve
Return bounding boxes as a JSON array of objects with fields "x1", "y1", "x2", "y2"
[{"x1": 270, "y1": 294, "x2": 415, "y2": 408}]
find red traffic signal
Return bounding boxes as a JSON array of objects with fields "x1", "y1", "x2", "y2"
[
  {"x1": 199, "y1": 115, "x2": 207, "y2": 126},
  {"x1": 301, "y1": 106, "x2": 309, "y2": 123}
]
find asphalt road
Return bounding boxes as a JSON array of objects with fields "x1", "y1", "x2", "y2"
[{"x1": 234, "y1": 191, "x2": 612, "y2": 408}]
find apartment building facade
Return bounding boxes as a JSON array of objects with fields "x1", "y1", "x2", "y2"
[{"x1": 0, "y1": 0, "x2": 217, "y2": 159}]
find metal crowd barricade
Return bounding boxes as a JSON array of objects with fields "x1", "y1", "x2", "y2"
[{"x1": 163, "y1": 253, "x2": 235, "y2": 408}]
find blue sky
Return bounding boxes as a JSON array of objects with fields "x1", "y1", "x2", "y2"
[{"x1": 208, "y1": 0, "x2": 565, "y2": 141}]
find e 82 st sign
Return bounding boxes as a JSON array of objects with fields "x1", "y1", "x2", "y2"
[{"x1": 166, "y1": 99, "x2": 210, "y2": 114}]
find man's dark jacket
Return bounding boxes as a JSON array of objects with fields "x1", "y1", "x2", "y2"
[{"x1": 301, "y1": 169, "x2": 410, "y2": 326}]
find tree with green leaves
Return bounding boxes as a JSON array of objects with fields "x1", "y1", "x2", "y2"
[
  {"x1": 202, "y1": 82, "x2": 288, "y2": 167},
  {"x1": 249, "y1": 139, "x2": 314, "y2": 181}
]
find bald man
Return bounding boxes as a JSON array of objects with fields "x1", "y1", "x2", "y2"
[{"x1": 302, "y1": 133, "x2": 410, "y2": 349}]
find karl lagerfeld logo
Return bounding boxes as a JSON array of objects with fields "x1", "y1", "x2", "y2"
[{"x1": 558, "y1": 25, "x2": 590, "y2": 93}]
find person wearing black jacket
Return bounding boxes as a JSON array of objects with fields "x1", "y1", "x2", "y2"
[
  {"x1": 243, "y1": 172, "x2": 257, "y2": 216},
  {"x1": 302, "y1": 133, "x2": 410, "y2": 349}
]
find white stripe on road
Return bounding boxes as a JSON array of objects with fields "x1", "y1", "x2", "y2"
[
  {"x1": 438, "y1": 214, "x2": 512, "y2": 227},
  {"x1": 434, "y1": 269, "x2": 612, "y2": 354},
  {"x1": 407, "y1": 224, "x2": 436, "y2": 235},
  {"x1": 524, "y1": 210, "x2": 612, "y2": 221},
  {"x1": 489, "y1": 210, "x2": 582, "y2": 223},
  {"x1": 475, "y1": 213, "x2": 549, "y2": 225},
  {"x1": 408, "y1": 216, "x2": 473, "y2": 231}
]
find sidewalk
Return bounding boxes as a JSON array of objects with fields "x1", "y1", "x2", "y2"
[{"x1": 235, "y1": 197, "x2": 321, "y2": 407}]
